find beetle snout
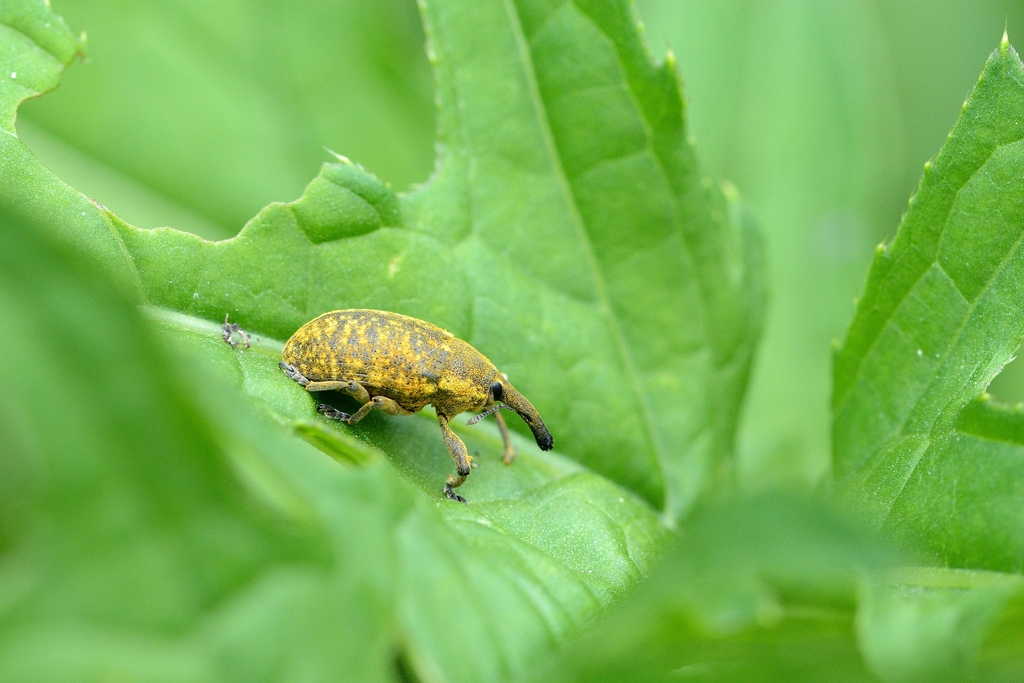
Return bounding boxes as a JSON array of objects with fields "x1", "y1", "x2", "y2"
[
  {"x1": 525, "y1": 419, "x2": 554, "y2": 451},
  {"x1": 498, "y1": 382, "x2": 554, "y2": 452}
]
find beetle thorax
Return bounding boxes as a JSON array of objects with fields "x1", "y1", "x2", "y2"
[{"x1": 432, "y1": 339, "x2": 497, "y2": 415}]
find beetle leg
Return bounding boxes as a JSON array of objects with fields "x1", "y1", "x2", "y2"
[
  {"x1": 340, "y1": 381, "x2": 372, "y2": 403},
  {"x1": 279, "y1": 362, "x2": 310, "y2": 386},
  {"x1": 346, "y1": 395, "x2": 415, "y2": 424},
  {"x1": 493, "y1": 410, "x2": 516, "y2": 465},
  {"x1": 368, "y1": 395, "x2": 416, "y2": 417},
  {"x1": 317, "y1": 404, "x2": 351, "y2": 422},
  {"x1": 443, "y1": 478, "x2": 467, "y2": 504},
  {"x1": 334, "y1": 399, "x2": 375, "y2": 424},
  {"x1": 304, "y1": 380, "x2": 346, "y2": 391},
  {"x1": 303, "y1": 379, "x2": 370, "y2": 402},
  {"x1": 318, "y1": 394, "x2": 414, "y2": 425},
  {"x1": 438, "y1": 413, "x2": 472, "y2": 504}
]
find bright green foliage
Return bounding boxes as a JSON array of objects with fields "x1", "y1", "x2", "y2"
[
  {"x1": 7, "y1": 0, "x2": 1024, "y2": 680},
  {"x1": 0, "y1": 200, "x2": 665, "y2": 682},
  {"x1": 0, "y1": 204, "x2": 350, "y2": 681},
  {"x1": 531, "y1": 501, "x2": 1024, "y2": 683},
  {"x1": 16, "y1": 0, "x2": 434, "y2": 237},
  {"x1": 0, "y1": 1, "x2": 712, "y2": 679},
  {"x1": 858, "y1": 567, "x2": 1024, "y2": 682},
  {"x1": 108, "y1": 0, "x2": 765, "y2": 518},
  {"x1": 833, "y1": 39, "x2": 1024, "y2": 571},
  {"x1": 528, "y1": 495, "x2": 887, "y2": 683},
  {"x1": 637, "y1": 0, "x2": 912, "y2": 488},
  {"x1": 0, "y1": 4, "x2": 137, "y2": 292}
]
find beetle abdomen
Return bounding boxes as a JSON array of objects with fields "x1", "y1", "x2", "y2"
[{"x1": 283, "y1": 309, "x2": 456, "y2": 401}]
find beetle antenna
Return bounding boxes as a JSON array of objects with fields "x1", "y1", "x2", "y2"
[{"x1": 467, "y1": 404, "x2": 506, "y2": 425}]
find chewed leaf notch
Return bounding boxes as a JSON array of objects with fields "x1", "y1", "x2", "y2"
[{"x1": 292, "y1": 161, "x2": 402, "y2": 243}]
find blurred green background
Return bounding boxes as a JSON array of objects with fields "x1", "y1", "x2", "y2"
[{"x1": 17, "y1": 0, "x2": 1024, "y2": 491}]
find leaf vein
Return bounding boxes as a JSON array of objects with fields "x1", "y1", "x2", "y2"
[{"x1": 501, "y1": 0, "x2": 670, "y2": 505}]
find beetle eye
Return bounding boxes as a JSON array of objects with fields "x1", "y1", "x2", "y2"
[{"x1": 490, "y1": 381, "x2": 504, "y2": 401}]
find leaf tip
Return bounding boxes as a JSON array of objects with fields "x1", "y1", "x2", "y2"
[
  {"x1": 1001, "y1": 29, "x2": 1010, "y2": 55},
  {"x1": 323, "y1": 147, "x2": 352, "y2": 165},
  {"x1": 665, "y1": 48, "x2": 677, "y2": 70}
]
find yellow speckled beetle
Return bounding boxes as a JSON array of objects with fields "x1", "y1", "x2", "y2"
[{"x1": 279, "y1": 309, "x2": 553, "y2": 503}]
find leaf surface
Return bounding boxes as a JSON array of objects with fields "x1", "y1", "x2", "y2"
[
  {"x1": 636, "y1": 0, "x2": 910, "y2": 488},
  {"x1": 0, "y1": 200, "x2": 664, "y2": 683},
  {"x1": 858, "y1": 567, "x2": 1024, "y2": 682},
  {"x1": 526, "y1": 495, "x2": 888, "y2": 683},
  {"x1": 16, "y1": 0, "x2": 435, "y2": 236},
  {"x1": 0, "y1": 3, "x2": 689, "y2": 679},
  {"x1": 0, "y1": 0, "x2": 761, "y2": 678},
  {"x1": 0, "y1": 3, "x2": 137, "y2": 292},
  {"x1": 833, "y1": 38, "x2": 1024, "y2": 570},
  {"x1": 528, "y1": 498, "x2": 1024, "y2": 683},
  {"x1": 109, "y1": 0, "x2": 765, "y2": 518}
]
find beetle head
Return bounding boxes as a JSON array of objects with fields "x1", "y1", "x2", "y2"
[{"x1": 495, "y1": 379, "x2": 553, "y2": 451}]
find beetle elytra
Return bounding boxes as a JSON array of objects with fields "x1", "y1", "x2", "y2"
[{"x1": 279, "y1": 309, "x2": 553, "y2": 502}]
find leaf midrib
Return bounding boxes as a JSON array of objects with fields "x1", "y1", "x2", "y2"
[
  {"x1": 834, "y1": 48, "x2": 1023, "y2": 417},
  {"x1": 499, "y1": 0, "x2": 688, "y2": 515},
  {"x1": 851, "y1": 112, "x2": 1024, "y2": 519},
  {"x1": 876, "y1": 225, "x2": 1024, "y2": 520},
  {"x1": 844, "y1": 202, "x2": 1024, "y2": 474}
]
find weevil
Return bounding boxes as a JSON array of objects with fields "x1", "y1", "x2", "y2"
[{"x1": 279, "y1": 309, "x2": 553, "y2": 502}]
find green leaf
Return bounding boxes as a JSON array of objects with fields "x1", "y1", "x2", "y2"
[
  {"x1": 858, "y1": 567, "x2": 1024, "y2": 682},
  {"x1": 146, "y1": 306, "x2": 668, "y2": 602},
  {"x1": 16, "y1": 0, "x2": 435, "y2": 237},
  {"x1": 0, "y1": 2, "x2": 137, "y2": 293},
  {"x1": 0, "y1": 203, "x2": 334, "y2": 681},
  {"x1": 2, "y1": 2, "x2": 705, "y2": 677},
  {"x1": 1, "y1": 0, "x2": 758, "y2": 677},
  {"x1": 833, "y1": 37, "x2": 1024, "y2": 571},
  {"x1": 0, "y1": 198, "x2": 665, "y2": 682},
  {"x1": 636, "y1": 0, "x2": 910, "y2": 489},
  {"x1": 526, "y1": 499, "x2": 1024, "y2": 683},
  {"x1": 105, "y1": 0, "x2": 764, "y2": 518},
  {"x1": 525, "y1": 495, "x2": 892, "y2": 683}
]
